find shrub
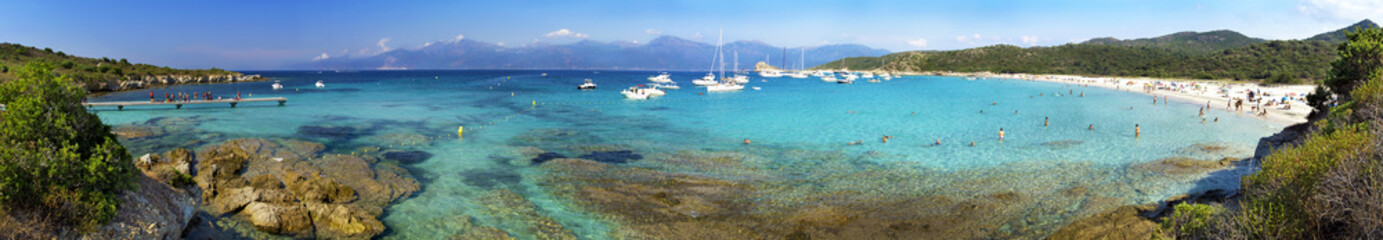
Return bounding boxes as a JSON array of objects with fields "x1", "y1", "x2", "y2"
[
  {"x1": 0, "y1": 62, "x2": 137, "y2": 232},
  {"x1": 1159, "y1": 203, "x2": 1223, "y2": 238},
  {"x1": 1325, "y1": 27, "x2": 1383, "y2": 98}
]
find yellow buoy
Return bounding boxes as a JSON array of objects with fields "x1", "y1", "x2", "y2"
[
  {"x1": 532, "y1": 100, "x2": 536, "y2": 106},
  {"x1": 457, "y1": 126, "x2": 465, "y2": 137}
]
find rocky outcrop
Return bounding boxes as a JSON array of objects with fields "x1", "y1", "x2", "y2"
[
  {"x1": 193, "y1": 138, "x2": 419, "y2": 239},
  {"x1": 81, "y1": 148, "x2": 201, "y2": 240},
  {"x1": 82, "y1": 74, "x2": 265, "y2": 92},
  {"x1": 1046, "y1": 204, "x2": 1159, "y2": 240},
  {"x1": 754, "y1": 61, "x2": 780, "y2": 72}
]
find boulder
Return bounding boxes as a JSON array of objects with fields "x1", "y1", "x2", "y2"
[
  {"x1": 304, "y1": 202, "x2": 385, "y2": 239},
  {"x1": 81, "y1": 174, "x2": 198, "y2": 240},
  {"x1": 242, "y1": 202, "x2": 313, "y2": 238},
  {"x1": 381, "y1": 150, "x2": 432, "y2": 164},
  {"x1": 1046, "y1": 205, "x2": 1158, "y2": 240}
]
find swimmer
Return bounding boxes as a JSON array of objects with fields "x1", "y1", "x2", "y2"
[
  {"x1": 934, "y1": 139, "x2": 942, "y2": 145},
  {"x1": 849, "y1": 111, "x2": 855, "y2": 114},
  {"x1": 849, "y1": 139, "x2": 863, "y2": 145},
  {"x1": 744, "y1": 139, "x2": 751, "y2": 144},
  {"x1": 998, "y1": 128, "x2": 1006, "y2": 141},
  {"x1": 882, "y1": 135, "x2": 890, "y2": 143},
  {"x1": 911, "y1": 112, "x2": 916, "y2": 115},
  {"x1": 1214, "y1": 117, "x2": 1219, "y2": 122},
  {"x1": 1080, "y1": 92, "x2": 1084, "y2": 97},
  {"x1": 1015, "y1": 110, "x2": 1019, "y2": 114},
  {"x1": 970, "y1": 141, "x2": 976, "y2": 147},
  {"x1": 1199, "y1": 107, "x2": 1204, "y2": 116},
  {"x1": 979, "y1": 110, "x2": 984, "y2": 113},
  {"x1": 1135, "y1": 124, "x2": 1141, "y2": 137},
  {"x1": 1044, "y1": 117, "x2": 1049, "y2": 126},
  {"x1": 1089, "y1": 124, "x2": 1094, "y2": 130},
  {"x1": 993, "y1": 102, "x2": 998, "y2": 105},
  {"x1": 1202, "y1": 118, "x2": 1206, "y2": 124}
]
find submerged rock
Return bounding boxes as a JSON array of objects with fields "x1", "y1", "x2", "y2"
[
  {"x1": 1041, "y1": 140, "x2": 1084, "y2": 150},
  {"x1": 530, "y1": 152, "x2": 566, "y2": 165},
  {"x1": 1128, "y1": 157, "x2": 1227, "y2": 175},
  {"x1": 576, "y1": 150, "x2": 642, "y2": 164},
  {"x1": 297, "y1": 125, "x2": 368, "y2": 142},
  {"x1": 382, "y1": 150, "x2": 433, "y2": 164},
  {"x1": 460, "y1": 169, "x2": 522, "y2": 189}
]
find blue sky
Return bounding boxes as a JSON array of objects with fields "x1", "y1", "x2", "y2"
[{"x1": 0, "y1": 0, "x2": 1376, "y2": 69}]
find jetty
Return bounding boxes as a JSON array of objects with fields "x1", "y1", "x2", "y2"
[{"x1": 85, "y1": 97, "x2": 288, "y2": 110}]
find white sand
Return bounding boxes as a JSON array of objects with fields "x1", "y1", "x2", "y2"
[{"x1": 922, "y1": 72, "x2": 1316, "y2": 126}]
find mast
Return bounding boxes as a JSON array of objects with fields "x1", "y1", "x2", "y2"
[
  {"x1": 800, "y1": 48, "x2": 805, "y2": 71},
  {"x1": 781, "y1": 47, "x2": 786, "y2": 72},
  {"x1": 734, "y1": 51, "x2": 739, "y2": 74},
  {"x1": 717, "y1": 29, "x2": 724, "y2": 82}
]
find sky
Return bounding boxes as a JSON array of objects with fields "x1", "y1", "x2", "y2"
[{"x1": 0, "y1": 0, "x2": 1377, "y2": 70}]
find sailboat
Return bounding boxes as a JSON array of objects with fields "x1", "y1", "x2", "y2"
[
  {"x1": 787, "y1": 48, "x2": 808, "y2": 78},
  {"x1": 732, "y1": 51, "x2": 749, "y2": 83},
  {"x1": 706, "y1": 30, "x2": 745, "y2": 92}
]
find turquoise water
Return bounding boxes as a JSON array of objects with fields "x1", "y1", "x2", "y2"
[{"x1": 91, "y1": 70, "x2": 1282, "y2": 238}]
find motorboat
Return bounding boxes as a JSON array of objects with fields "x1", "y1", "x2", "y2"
[
  {"x1": 693, "y1": 73, "x2": 719, "y2": 86},
  {"x1": 644, "y1": 86, "x2": 666, "y2": 96},
  {"x1": 811, "y1": 71, "x2": 826, "y2": 77},
  {"x1": 706, "y1": 82, "x2": 745, "y2": 92},
  {"x1": 647, "y1": 73, "x2": 673, "y2": 83},
  {"x1": 315, "y1": 80, "x2": 325, "y2": 88},
  {"x1": 861, "y1": 72, "x2": 875, "y2": 79},
  {"x1": 621, "y1": 87, "x2": 650, "y2": 99},
  {"x1": 759, "y1": 69, "x2": 783, "y2": 78},
  {"x1": 654, "y1": 82, "x2": 680, "y2": 89},
  {"x1": 271, "y1": 81, "x2": 283, "y2": 90},
  {"x1": 787, "y1": 72, "x2": 808, "y2": 78},
  {"x1": 821, "y1": 74, "x2": 837, "y2": 82},
  {"x1": 837, "y1": 78, "x2": 854, "y2": 84},
  {"x1": 732, "y1": 74, "x2": 749, "y2": 84},
  {"x1": 578, "y1": 79, "x2": 597, "y2": 90},
  {"x1": 751, "y1": 87, "x2": 762, "y2": 90}
]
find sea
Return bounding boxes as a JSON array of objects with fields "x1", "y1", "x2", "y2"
[{"x1": 89, "y1": 70, "x2": 1284, "y2": 239}]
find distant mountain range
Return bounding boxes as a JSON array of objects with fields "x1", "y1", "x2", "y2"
[
  {"x1": 298, "y1": 36, "x2": 890, "y2": 71},
  {"x1": 823, "y1": 19, "x2": 1378, "y2": 83}
]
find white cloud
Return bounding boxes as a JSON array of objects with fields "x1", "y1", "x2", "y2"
[
  {"x1": 454, "y1": 34, "x2": 465, "y2": 42},
  {"x1": 544, "y1": 28, "x2": 589, "y2": 38},
  {"x1": 956, "y1": 35, "x2": 972, "y2": 43},
  {"x1": 1020, "y1": 36, "x2": 1039, "y2": 46},
  {"x1": 645, "y1": 29, "x2": 663, "y2": 35},
  {"x1": 496, "y1": 42, "x2": 506, "y2": 47},
  {"x1": 1299, "y1": 0, "x2": 1383, "y2": 21},
  {"x1": 377, "y1": 38, "x2": 392, "y2": 52},
  {"x1": 906, "y1": 38, "x2": 928, "y2": 47},
  {"x1": 690, "y1": 32, "x2": 704, "y2": 40},
  {"x1": 312, "y1": 53, "x2": 330, "y2": 61}
]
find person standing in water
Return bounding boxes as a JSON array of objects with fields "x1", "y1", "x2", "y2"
[
  {"x1": 1135, "y1": 124, "x2": 1141, "y2": 137},
  {"x1": 1044, "y1": 117, "x2": 1049, "y2": 126},
  {"x1": 1199, "y1": 107, "x2": 1204, "y2": 117},
  {"x1": 998, "y1": 128, "x2": 1006, "y2": 141},
  {"x1": 1089, "y1": 124, "x2": 1094, "y2": 130}
]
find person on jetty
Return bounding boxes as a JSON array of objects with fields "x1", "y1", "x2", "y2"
[
  {"x1": 998, "y1": 128, "x2": 1006, "y2": 141},
  {"x1": 1135, "y1": 124, "x2": 1141, "y2": 137},
  {"x1": 149, "y1": 90, "x2": 155, "y2": 102}
]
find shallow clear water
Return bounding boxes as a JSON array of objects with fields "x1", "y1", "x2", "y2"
[{"x1": 91, "y1": 70, "x2": 1282, "y2": 238}]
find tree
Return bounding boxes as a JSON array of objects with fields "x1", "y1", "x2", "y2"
[
  {"x1": 1325, "y1": 27, "x2": 1383, "y2": 99},
  {"x1": 0, "y1": 62, "x2": 138, "y2": 231}
]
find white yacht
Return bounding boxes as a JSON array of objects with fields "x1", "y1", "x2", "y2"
[
  {"x1": 578, "y1": 79, "x2": 596, "y2": 90},
  {"x1": 644, "y1": 86, "x2": 666, "y2": 96},
  {"x1": 271, "y1": 81, "x2": 283, "y2": 90},
  {"x1": 706, "y1": 82, "x2": 745, "y2": 92},
  {"x1": 787, "y1": 71, "x2": 808, "y2": 78},
  {"x1": 837, "y1": 78, "x2": 854, "y2": 84},
  {"x1": 861, "y1": 72, "x2": 875, "y2": 79},
  {"x1": 654, "y1": 83, "x2": 680, "y2": 90},
  {"x1": 759, "y1": 69, "x2": 783, "y2": 78},
  {"x1": 647, "y1": 72, "x2": 672, "y2": 83},
  {"x1": 315, "y1": 80, "x2": 325, "y2": 88},
  {"x1": 732, "y1": 74, "x2": 749, "y2": 84},
  {"x1": 621, "y1": 87, "x2": 650, "y2": 99},
  {"x1": 693, "y1": 73, "x2": 718, "y2": 86},
  {"x1": 811, "y1": 70, "x2": 826, "y2": 77},
  {"x1": 821, "y1": 74, "x2": 837, "y2": 82}
]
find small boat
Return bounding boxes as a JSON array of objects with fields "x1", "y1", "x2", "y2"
[
  {"x1": 837, "y1": 78, "x2": 854, "y2": 84},
  {"x1": 758, "y1": 70, "x2": 783, "y2": 78},
  {"x1": 811, "y1": 71, "x2": 826, "y2": 77},
  {"x1": 541, "y1": 73, "x2": 548, "y2": 77},
  {"x1": 732, "y1": 74, "x2": 749, "y2": 84},
  {"x1": 578, "y1": 79, "x2": 597, "y2": 90},
  {"x1": 821, "y1": 75, "x2": 837, "y2": 82},
  {"x1": 861, "y1": 72, "x2": 875, "y2": 79},
  {"x1": 692, "y1": 73, "x2": 718, "y2": 86},
  {"x1": 647, "y1": 72, "x2": 673, "y2": 83},
  {"x1": 706, "y1": 82, "x2": 745, "y2": 92},
  {"x1": 621, "y1": 87, "x2": 650, "y2": 99},
  {"x1": 315, "y1": 80, "x2": 325, "y2": 88},
  {"x1": 654, "y1": 82, "x2": 680, "y2": 89},
  {"x1": 643, "y1": 85, "x2": 666, "y2": 96},
  {"x1": 752, "y1": 87, "x2": 762, "y2": 90},
  {"x1": 787, "y1": 72, "x2": 808, "y2": 78},
  {"x1": 271, "y1": 81, "x2": 283, "y2": 90}
]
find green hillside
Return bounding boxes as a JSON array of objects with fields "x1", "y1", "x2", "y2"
[
  {"x1": 818, "y1": 20, "x2": 1376, "y2": 83},
  {"x1": 1082, "y1": 30, "x2": 1264, "y2": 54},
  {"x1": 0, "y1": 43, "x2": 241, "y2": 91},
  {"x1": 1307, "y1": 19, "x2": 1378, "y2": 42}
]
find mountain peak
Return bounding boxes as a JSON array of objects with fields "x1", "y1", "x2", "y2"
[{"x1": 1308, "y1": 19, "x2": 1380, "y2": 42}]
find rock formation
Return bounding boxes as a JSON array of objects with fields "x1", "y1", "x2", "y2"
[
  {"x1": 193, "y1": 138, "x2": 419, "y2": 239},
  {"x1": 82, "y1": 74, "x2": 265, "y2": 92}
]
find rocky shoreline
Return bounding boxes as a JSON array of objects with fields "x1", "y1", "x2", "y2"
[{"x1": 82, "y1": 73, "x2": 266, "y2": 92}]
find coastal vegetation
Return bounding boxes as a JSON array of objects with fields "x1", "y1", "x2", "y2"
[
  {"x1": 1157, "y1": 27, "x2": 1383, "y2": 239},
  {"x1": 0, "y1": 62, "x2": 138, "y2": 234},
  {"x1": 818, "y1": 20, "x2": 1376, "y2": 84},
  {"x1": 0, "y1": 43, "x2": 238, "y2": 90}
]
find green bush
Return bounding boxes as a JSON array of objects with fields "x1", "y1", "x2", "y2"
[
  {"x1": 1159, "y1": 203, "x2": 1223, "y2": 238},
  {"x1": 0, "y1": 62, "x2": 137, "y2": 232},
  {"x1": 1325, "y1": 28, "x2": 1383, "y2": 98}
]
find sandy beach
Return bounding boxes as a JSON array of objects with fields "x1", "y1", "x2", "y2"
[{"x1": 911, "y1": 72, "x2": 1316, "y2": 126}]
